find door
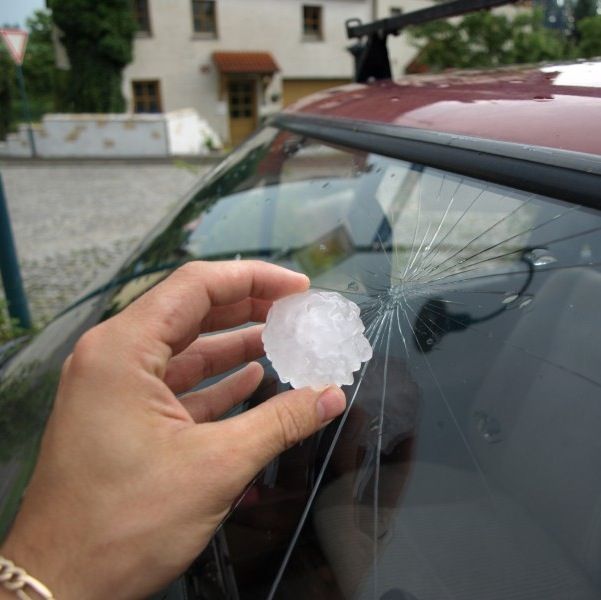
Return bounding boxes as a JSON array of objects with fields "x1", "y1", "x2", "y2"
[
  {"x1": 282, "y1": 78, "x2": 351, "y2": 107},
  {"x1": 228, "y1": 79, "x2": 257, "y2": 146}
]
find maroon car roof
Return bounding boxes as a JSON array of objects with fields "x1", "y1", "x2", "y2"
[{"x1": 287, "y1": 61, "x2": 601, "y2": 156}]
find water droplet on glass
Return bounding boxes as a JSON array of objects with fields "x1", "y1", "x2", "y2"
[
  {"x1": 502, "y1": 294, "x2": 519, "y2": 304},
  {"x1": 426, "y1": 338, "x2": 434, "y2": 346},
  {"x1": 519, "y1": 298, "x2": 532, "y2": 309},
  {"x1": 533, "y1": 255, "x2": 557, "y2": 266},
  {"x1": 581, "y1": 244, "x2": 592, "y2": 261},
  {"x1": 319, "y1": 244, "x2": 327, "y2": 252},
  {"x1": 347, "y1": 281, "x2": 359, "y2": 292}
]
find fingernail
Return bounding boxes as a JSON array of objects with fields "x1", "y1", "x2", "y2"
[{"x1": 317, "y1": 386, "x2": 346, "y2": 422}]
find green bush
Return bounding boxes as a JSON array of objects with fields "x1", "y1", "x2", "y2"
[
  {"x1": 576, "y1": 15, "x2": 601, "y2": 58},
  {"x1": 0, "y1": 297, "x2": 28, "y2": 344}
]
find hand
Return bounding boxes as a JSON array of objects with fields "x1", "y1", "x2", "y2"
[{"x1": 0, "y1": 261, "x2": 346, "y2": 600}]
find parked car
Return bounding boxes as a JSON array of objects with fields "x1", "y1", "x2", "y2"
[{"x1": 2, "y1": 55, "x2": 601, "y2": 599}]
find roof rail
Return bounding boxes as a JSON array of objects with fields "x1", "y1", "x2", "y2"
[{"x1": 346, "y1": 0, "x2": 520, "y2": 82}]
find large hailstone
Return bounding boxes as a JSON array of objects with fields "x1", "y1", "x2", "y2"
[{"x1": 262, "y1": 289, "x2": 373, "y2": 389}]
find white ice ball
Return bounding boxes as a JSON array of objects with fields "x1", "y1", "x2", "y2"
[{"x1": 262, "y1": 289, "x2": 373, "y2": 389}]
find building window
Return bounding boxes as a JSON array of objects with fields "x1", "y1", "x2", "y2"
[
  {"x1": 132, "y1": 0, "x2": 152, "y2": 35},
  {"x1": 132, "y1": 80, "x2": 162, "y2": 113},
  {"x1": 192, "y1": 0, "x2": 217, "y2": 35},
  {"x1": 228, "y1": 80, "x2": 254, "y2": 119},
  {"x1": 390, "y1": 7, "x2": 403, "y2": 16},
  {"x1": 303, "y1": 5, "x2": 323, "y2": 40}
]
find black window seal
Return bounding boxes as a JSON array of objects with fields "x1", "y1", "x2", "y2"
[{"x1": 269, "y1": 113, "x2": 601, "y2": 210}]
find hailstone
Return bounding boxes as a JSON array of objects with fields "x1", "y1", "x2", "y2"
[{"x1": 262, "y1": 289, "x2": 373, "y2": 389}]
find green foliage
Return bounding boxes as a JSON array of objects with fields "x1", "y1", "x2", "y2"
[
  {"x1": 0, "y1": 10, "x2": 60, "y2": 139},
  {"x1": 409, "y1": 9, "x2": 569, "y2": 71},
  {"x1": 47, "y1": 0, "x2": 136, "y2": 113},
  {"x1": 0, "y1": 297, "x2": 27, "y2": 344},
  {"x1": 576, "y1": 15, "x2": 601, "y2": 57},
  {"x1": 0, "y1": 50, "x2": 14, "y2": 140},
  {"x1": 22, "y1": 10, "x2": 62, "y2": 119},
  {"x1": 573, "y1": 0, "x2": 598, "y2": 23}
]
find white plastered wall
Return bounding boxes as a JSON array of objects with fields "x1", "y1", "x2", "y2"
[{"x1": 122, "y1": 0, "x2": 371, "y2": 142}]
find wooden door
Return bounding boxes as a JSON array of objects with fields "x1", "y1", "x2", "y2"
[
  {"x1": 282, "y1": 78, "x2": 351, "y2": 107},
  {"x1": 228, "y1": 79, "x2": 257, "y2": 146}
]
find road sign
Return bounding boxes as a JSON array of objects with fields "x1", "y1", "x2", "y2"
[
  {"x1": 0, "y1": 29, "x2": 29, "y2": 65},
  {"x1": 0, "y1": 28, "x2": 36, "y2": 156}
]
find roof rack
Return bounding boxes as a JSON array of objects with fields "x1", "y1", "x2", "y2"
[{"x1": 346, "y1": 0, "x2": 520, "y2": 82}]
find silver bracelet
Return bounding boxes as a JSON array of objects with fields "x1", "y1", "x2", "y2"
[{"x1": 0, "y1": 556, "x2": 54, "y2": 600}]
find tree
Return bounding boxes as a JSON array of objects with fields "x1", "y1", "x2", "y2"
[
  {"x1": 0, "y1": 10, "x2": 59, "y2": 139},
  {"x1": 576, "y1": 15, "x2": 601, "y2": 57},
  {"x1": 573, "y1": 0, "x2": 598, "y2": 23},
  {"x1": 22, "y1": 10, "x2": 60, "y2": 120},
  {"x1": 408, "y1": 9, "x2": 568, "y2": 72},
  {"x1": 47, "y1": 0, "x2": 136, "y2": 113},
  {"x1": 0, "y1": 49, "x2": 14, "y2": 140}
]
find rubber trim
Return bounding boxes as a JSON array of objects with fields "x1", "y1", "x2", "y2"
[{"x1": 269, "y1": 113, "x2": 601, "y2": 210}]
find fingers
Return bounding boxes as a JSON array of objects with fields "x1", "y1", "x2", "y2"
[
  {"x1": 180, "y1": 363, "x2": 264, "y2": 423},
  {"x1": 164, "y1": 325, "x2": 265, "y2": 395},
  {"x1": 217, "y1": 385, "x2": 347, "y2": 483},
  {"x1": 116, "y1": 260, "x2": 309, "y2": 361},
  {"x1": 201, "y1": 298, "x2": 273, "y2": 333}
]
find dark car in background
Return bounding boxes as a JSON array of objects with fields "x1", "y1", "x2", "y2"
[{"x1": 2, "y1": 37, "x2": 601, "y2": 600}]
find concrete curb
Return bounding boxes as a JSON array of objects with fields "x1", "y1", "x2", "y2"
[{"x1": 0, "y1": 153, "x2": 228, "y2": 167}]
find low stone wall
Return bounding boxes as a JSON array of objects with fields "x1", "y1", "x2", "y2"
[{"x1": 0, "y1": 109, "x2": 222, "y2": 158}]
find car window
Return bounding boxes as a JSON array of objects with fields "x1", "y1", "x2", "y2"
[{"x1": 110, "y1": 127, "x2": 601, "y2": 599}]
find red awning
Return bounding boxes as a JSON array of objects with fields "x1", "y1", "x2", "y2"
[{"x1": 212, "y1": 52, "x2": 280, "y2": 74}]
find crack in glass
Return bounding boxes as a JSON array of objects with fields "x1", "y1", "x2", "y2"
[{"x1": 126, "y1": 128, "x2": 601, "y2": 599}]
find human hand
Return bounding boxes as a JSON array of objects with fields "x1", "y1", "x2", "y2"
[{"x1": 0, "y1": 261, "x2": 346, "y2": 600}]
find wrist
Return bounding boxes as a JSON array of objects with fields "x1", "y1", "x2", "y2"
[
  {"x1": 0, "y1": 587, "x2": 13, "y2": 600},
  {"x1": 1, "y1": 536, "x2": 59, "y2": 600}
]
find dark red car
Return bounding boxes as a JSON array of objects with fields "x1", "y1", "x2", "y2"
[{"x1": 1, "y1": 26, "x2": 601, "y2": 600}]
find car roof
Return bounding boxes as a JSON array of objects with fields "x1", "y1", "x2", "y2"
[{"x1": 287, "y1": 61, "x2": 601, "y2": 156}]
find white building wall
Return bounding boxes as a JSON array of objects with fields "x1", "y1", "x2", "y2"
[
  {"x1": 123, "y1": 0, "x2": 370, "y2": 141},
  {"x1": 376, "y1": 0, "x2": 436, "y2": 77}
]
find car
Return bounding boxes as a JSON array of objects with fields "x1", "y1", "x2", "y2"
[{"x1": 2, "y1": 10, "x2": 601, "y2": 600}]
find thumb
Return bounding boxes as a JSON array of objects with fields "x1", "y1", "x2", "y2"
[{"x1": 221, "y1": 385, "x2": 346, "y2": 482}]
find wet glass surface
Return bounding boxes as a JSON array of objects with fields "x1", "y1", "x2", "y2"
[{"x1": 113, "y1": 127, "x2": 601, "y2": 599}]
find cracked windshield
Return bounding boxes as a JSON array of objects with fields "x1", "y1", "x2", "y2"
[
  {"x1": 113, "y1": 126, "x2": 601, "y2": 600},
  {"x1": 3, "y1": 1, "x2": 601, "y2": 599}
]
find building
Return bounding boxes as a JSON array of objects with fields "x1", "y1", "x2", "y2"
[{"x1": 125, "y1": 0, "x2": 375, "y2": 144}]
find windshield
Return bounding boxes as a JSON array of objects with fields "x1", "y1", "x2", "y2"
[{"x1": 115, "y1": 127, "x2": 601, "y2": 600}]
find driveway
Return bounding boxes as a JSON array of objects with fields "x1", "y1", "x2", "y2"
[{"x1": 1, "y1": 161, "x2": 208, "y2": 324}]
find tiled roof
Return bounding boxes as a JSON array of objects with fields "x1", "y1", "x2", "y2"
[{"x1": 212, "y1": 51, "x2": 280, "y2": 74}]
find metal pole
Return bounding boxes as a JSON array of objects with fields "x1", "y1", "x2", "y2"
[
  {"x1": 15, "y1": 64, "x2": 37, "y2": 158},
  {"x1": 0, "y1": 173, "x2": 32, "y2": 330}
]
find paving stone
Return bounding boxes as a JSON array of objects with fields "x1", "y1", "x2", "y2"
[{"x1": 1, "y1": 162, "x2": 206, "y2": 325}]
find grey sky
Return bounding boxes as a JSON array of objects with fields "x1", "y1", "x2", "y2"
[{"x1": 1, "y1": 0, "x2": 45, "y2": 28}]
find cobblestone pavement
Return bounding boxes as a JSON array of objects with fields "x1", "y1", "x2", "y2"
[{"x1": 1, "y1": 162, "x2": 209, "y2": 325}]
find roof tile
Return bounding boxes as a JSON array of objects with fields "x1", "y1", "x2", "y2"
[{"x1": 213, "y1": 52, "x2": 280, "y2": 74}]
